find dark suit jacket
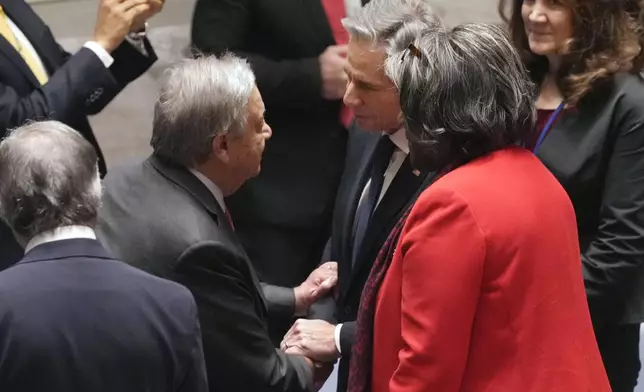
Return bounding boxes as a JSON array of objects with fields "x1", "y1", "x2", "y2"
[
  {"x1": 0, "y1": 238, "x2": 207, "y2": 392},
  {"x1": 0, "y1": 0, "x2": 156, "y2": 271},
  {"x1": 96, "y1": 155, "x2": 314, "y2": 392},
  {"x1": 537, "y1": 73, "x2": 644, "y2": 329},
  {"x1": 310, "y1": 124, "x2": 432, "y2": 392},
  {"x1": 191, "y1": 0, "x2": 361, "y2": 229}
]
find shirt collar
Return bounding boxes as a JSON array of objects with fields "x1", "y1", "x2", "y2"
[
  {"x1": 387, "y1": 128, "x2": 409, "y2": 154},
  {"x1": 25, "y1": 225, "x2": 96, "y2": 253},
  {"x1": 189, "y1": 168, "x2": 226, "y2": 212}
]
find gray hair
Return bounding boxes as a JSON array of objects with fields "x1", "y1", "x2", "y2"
[
  {"x1": 385, "y1": 22, "x2": 536, "y2": 171},
  {"x1": 150, "y1": 53, "x2": 256, "y2": 167},
  {"x1": 0, "y1": 121, "x2": 101, "y2": 241},
  {"x1": 342, "y1": 0, "x2": 442, "y2": 48}
]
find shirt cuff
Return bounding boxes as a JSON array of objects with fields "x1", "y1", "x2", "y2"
[
  {"x1": 334, "y1": 323, "x2": 343, "y2": 354},
  {"x1": 83, "y1": 41, "x2": 114, "y2": 68},
  {"x1": 124, "y1": 35, "x2": 148, "y2": 56}
]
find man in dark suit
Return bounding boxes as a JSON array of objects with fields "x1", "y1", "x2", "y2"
[
  {"x1": 280, "y1": 1, "x2": 440, "y2": 390},
  {"x1": 97, "y1": 55, "x2": 337, "y2": 391},
  {"x1": 191, "y1": 0, "x2": 369, "y2": 344},
  {"x1": 0, "y1": 120, "x2": 208, "y2": 392},
  {"x1": 0, "y1": 0, "x2": 161, "y2": 270}
]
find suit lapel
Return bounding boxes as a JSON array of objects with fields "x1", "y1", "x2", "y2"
[
  {"x1": 340, "y1": 135, "x2": 379, "y2": 267},
  {"x1": 0, "y1": 36, "x2": 38, "y2": 86},
  {"x1": 149, "y1": 156, "x2": 269, "y2": 311},
  {"x1": 349, "y1": 156, "x2": 427, "y2": 282},
  {"x1": 0, "y1": 0, "x2": 55, "y2": 85}
]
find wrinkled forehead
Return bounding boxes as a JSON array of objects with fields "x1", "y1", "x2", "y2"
[{"x1": 346, "y1": 38, "x2": 390, "y2": 86}]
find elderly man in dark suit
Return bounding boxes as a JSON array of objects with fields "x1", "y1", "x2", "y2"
[
  {"x1": 280, "y1": 1, "x2": 440, "y2": 390},
  {"x1": 0, "y1": 120, "x2": 207, "y2": 392},
  {"x1": 97, "y1": 54, "x2": 338, "y2": 391},
  {"x1": 0, "y1": 0, "x2": 161, "y2": 270},
  {"x1": 191, "y1": 0, "x2": 370, "y2": 344}
]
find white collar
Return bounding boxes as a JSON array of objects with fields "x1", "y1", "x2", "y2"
[
  {"x1": 189, "y1": 169, "x2": 226, "y2": 212},
  {"x1": 25, "y1": 225, "x2": 96, "y2": 253},
  {"x1": 387, "y1": 128, "x2": 409, "y2": 154}
]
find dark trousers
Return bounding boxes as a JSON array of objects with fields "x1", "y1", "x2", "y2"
[
  {"x1": 596, "y1": 323, "x2": 641, "y2": 392},
  {"x1": 234, "y1": 222, "x2": 331, "y2": 346}
]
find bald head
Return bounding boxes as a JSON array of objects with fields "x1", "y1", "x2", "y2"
[{"x1": 0, "y1": 121, "x2": 101, "y2": 242}]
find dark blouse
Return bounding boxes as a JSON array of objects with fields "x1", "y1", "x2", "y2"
[
  {"x1": 526, "y1": 109, "x2": 556, "y2": 151},
  {"x1": 535, "y1": 73, "x2": 644, "y2": 327}
]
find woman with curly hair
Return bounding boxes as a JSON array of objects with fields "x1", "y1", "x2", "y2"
[{"x1": 500, "y1": 0, "x2": 644, "y2": 390}]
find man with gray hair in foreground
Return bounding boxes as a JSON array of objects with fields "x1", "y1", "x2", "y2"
[
  {"x1": 97, "y1": 54, "x2": 337, "y2": 391},
  {"x1": 0, "y1": 121, "x2": 207, "y2": 392}
]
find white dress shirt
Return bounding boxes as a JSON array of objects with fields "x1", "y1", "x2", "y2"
[
  {"x1": 334, "y1": 128, "x2": 410, "y2": 353},
  {"x1": 189, "y1": 169, "x2": 227, "y2": 212},
  {"x1": 25, "y1": 225, "x2": 97, "y2": 253}
]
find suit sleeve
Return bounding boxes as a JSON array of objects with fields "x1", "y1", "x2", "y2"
[
  {"x1": 0, "y1": 39, "x2": 155, "y2": 138},
  {"x1": 582, "y1": 89, "x2": 644, "y2": 327},
  {"x1": 190, "y1": 0, "x2": 323, "y2": 111},
  {"x1": 0, "y1": 47, "x2": 115, "y2": 138},
  {"x1": 174, "y1": 242, "x2": 314, "y2": 392},
  {"x1": 260, "y1": 282, "x2": 296, "y2": 320},
  {"x1": 389, "y1": 187, "x2": 486, "y2": 392},
  {"x1": 177, "y1": 293, "x2": 209, "y2": 392},
  {"x1": 338, "y1": 321, "x2": 355, "y2": 355},
  {"x1": 85, "y1": 39, "x2": 157, "y2": 115}
]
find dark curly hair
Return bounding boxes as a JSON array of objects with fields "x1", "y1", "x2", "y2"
[
  {"x1": 385, "y1": 23, "x2": 536, "y2": 173},
  {"x1": 499, "y1": 0, "x2": 644, "y2": 105}
]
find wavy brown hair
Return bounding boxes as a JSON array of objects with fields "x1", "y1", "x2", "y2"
[{"x1": 499, "y1": 0, "x2": 644, "y2": 105}]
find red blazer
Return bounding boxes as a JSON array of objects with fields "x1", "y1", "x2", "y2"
[{"x1": 372, "y1": 147, "x2": 610, "y2": 392}]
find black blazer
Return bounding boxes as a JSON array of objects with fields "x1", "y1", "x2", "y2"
[
  {"x1": 537, "y1": 72, "x2": 644, "y2": 329},
  {"x1": 310, "y1": 124, "x2": 432, "y2": 392},
  {"x1": 191, "y1": 0, "x2": 367, "y2": 228},
  {"x1": 0, "y1": 0, "x2": 156, "y2": 271},
  {"x1": 96, "y1": 156, "x2": 314, "y2": 392},
  {"x1": 0, "y1": 238, "x2": 207, "y2": 392}
]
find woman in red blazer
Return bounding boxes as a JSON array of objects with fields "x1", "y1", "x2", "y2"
[{"x1": 347, "y1": 22, "x2": 610, "y2": 392}]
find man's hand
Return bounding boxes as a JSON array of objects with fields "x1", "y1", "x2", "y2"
[
  {"x1": 284, "y1": 345, "x2": 335, "y2": 391},
  {"x1": 93, "y1": 0, "x2": 152, "y2": 52},
  {"x1": 319, "y1": 45, "x2": 348, "y2": 101},
  {"x1": 294, "y1": 262, "x2": 338, "y2": 315},
  {"x1": 281, "y1": 319, "x2": 339, "y2": 363},
  {"x1": 130, "y1": 0, "x2": 164, "y2": 33}
]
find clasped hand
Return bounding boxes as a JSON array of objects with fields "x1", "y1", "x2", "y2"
[
  {"x1": 281, "y1": 319, "x2": 338, "y2": 390},
  {"x1": 293, "y1": 261, "x2": 338, "y2": 315}
]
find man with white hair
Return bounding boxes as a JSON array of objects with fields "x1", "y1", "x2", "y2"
[
  {"x1": 97, "y1": 54, "x2": 337, "y2": 391},
  {"x1": 0, "y1": 121, "x2": 208, "y2": 392},
  {"x1": 280, "y1": 1, "x2": 440, "y2": 390}
]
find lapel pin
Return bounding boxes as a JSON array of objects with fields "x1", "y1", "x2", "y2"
[{"x1": 413, "y1": 169, "x2": 420, "y2": 176}]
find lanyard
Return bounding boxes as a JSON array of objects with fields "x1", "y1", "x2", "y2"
[{"x1": 533, "y1": 102, "x2": 565, "y2": 154}]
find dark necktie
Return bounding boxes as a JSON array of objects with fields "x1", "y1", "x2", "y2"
[{"x1": 351, "y1": 135, "x2": 395, "y2": 264}]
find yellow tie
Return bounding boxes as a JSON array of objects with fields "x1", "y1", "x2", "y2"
[{"x1": 0, "y1": 5, "x2": 48, "y2": 84}]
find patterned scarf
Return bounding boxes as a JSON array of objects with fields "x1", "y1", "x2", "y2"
[{"x1": 347, "y1": 205, "x2": 413, "y2": 392}]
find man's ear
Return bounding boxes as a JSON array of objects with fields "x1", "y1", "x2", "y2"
[{"x1": 212, "y1": 133, "x2": 229, "y2": 163}]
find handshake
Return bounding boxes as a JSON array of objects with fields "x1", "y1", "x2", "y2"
[{"x1": 283, "y1": 261, "x2": 344, "y2": 388}]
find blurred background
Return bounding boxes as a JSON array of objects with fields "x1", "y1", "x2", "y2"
[
  {"x1": 33, "y1": 0, "x2": 644, "y2": 390},
  {"x1": 35, "y1": 0, "x2": 503, "y2": 168}
]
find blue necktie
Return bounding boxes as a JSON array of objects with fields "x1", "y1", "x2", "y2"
[{"x1": 352, "y1": 135, "x2": 395, "y2": 264}]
